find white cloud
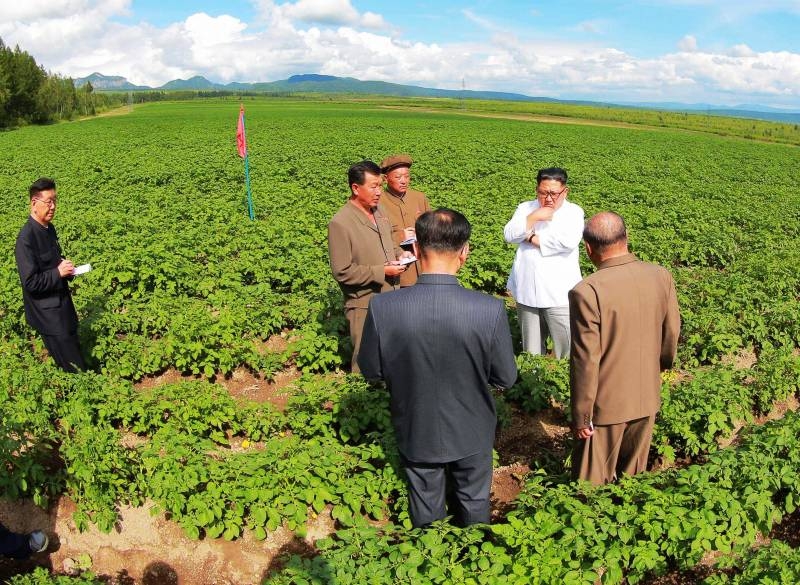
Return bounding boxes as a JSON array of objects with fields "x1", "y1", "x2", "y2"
[
  {"x1": 253, "y1": 0, "x2": 385, "y2": 28},
  {"x1": 1, "y1": 1, "x2": 800, "y2": 107},
  {"x1": 573, "y1": 19, "x2": 608, "y2": 34},
  {"x1": 665, "y1": 49, "x2": 800, "y2": 98},
  {"x1": 0, "y1": 0, "x2": 131, "y2": 66},
  {"x1": 678, "y1": 35, "x2": 698, "y2": 52},
  {"x1": 728, "y1": 43, "x2": 755, "y2": 57},
  {"x1": 0, "y1": 0, "x2": 112, "y2": 22},
  {"x1": 359, "y1": 11, "x2": 386, "y2": 29},
  {"x1": 282, "y1": 0, "x2": 359, "y2": 24}
]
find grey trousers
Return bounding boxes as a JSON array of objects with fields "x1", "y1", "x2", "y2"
[
  {"x1": 401, "y1": 451, "x2": 493, "y2": 528},
  {"x1": 516, "y1": 303, "x2": 571, "y2": 358}
]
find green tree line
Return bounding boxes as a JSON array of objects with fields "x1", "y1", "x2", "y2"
[{"x1": 0, "y1": 37, "x2": 125, "y2": 128}]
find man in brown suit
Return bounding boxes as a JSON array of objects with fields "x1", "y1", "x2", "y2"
[
  {"x1": 569, "y1": 211, "x2": 680, "y2": 484},
  {"x1": 328, "y1": 160, "x2": 410, "y2": 371},
  {"x1": 380, "y1": 154, "x2": 432, "y2": 287}
]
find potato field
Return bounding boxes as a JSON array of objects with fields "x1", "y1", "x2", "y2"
[{"x1": 1, "y1": 98, "x2": 799, "y2": 584}]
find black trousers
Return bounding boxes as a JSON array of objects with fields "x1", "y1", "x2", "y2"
[
  {"x1": 401, "y1": 451, "x2": 493, "y2": 528},
  {"x1": 42, "y1": 332, "x2": 85, "y2": 372},
  {"x1": 0, "y1": 523, "x2": 30, "y2": 559}
]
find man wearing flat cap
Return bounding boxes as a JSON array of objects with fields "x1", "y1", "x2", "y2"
[
  {"x1": 380, "y1": 154, "x2": 432, "y2": 287},
  {"x1": 329, "y1": 160, "x2": 410, "y2": 372}
]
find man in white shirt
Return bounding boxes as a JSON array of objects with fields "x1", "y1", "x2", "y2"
[{"x1": 503, "y1": 167, "x2": 584, "y2": 357}]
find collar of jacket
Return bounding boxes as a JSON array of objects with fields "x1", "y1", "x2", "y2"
[
  {"x1": 597, "y1": 252, "x2": 637, "y2": 270},
  {"x1": 345, "y1": 200, "x2": 385, "y2": 230},
  {"x1": 416, "y1": 273, "x2": 460, "y2": 285},
  {"x1": 29, "y1": 215, "x2": 53, "y2": 230}
]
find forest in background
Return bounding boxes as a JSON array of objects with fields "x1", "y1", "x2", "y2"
[{"x1": 0, "y1": 38, "x2": 129, "y2": 128}]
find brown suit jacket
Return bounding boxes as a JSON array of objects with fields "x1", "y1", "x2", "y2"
[
  {"x1": 328, "y1": 201, "x2": 399, "y2": 309},
  {"x1": 381, "y1": 188, "x2": 431, "y2": 286},
  {"x1": 569, "y1": 253, "x2": 680, "y2": 427}
]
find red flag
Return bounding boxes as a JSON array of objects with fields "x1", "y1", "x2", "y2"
[{"x1": 236, "y1": 105, "x2": 247, "y2": 158}]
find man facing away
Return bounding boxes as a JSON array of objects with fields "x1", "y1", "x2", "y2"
[
  {"x1": 380, "y1": 154, "x2": 432, "y2": 287},
  {"x1": 503, "y1": 167, "x2": 584, "y2": 358},
  {"x1": 0, "y1": 523, "x2": 48, "y2": 559},
  {"x1": 328, "y1": 160, "x2": 410, "y2": 372},
  {"x1": 569, "y1": 211, "x2": 680, "y2": 485},
  {"x1": 15, "y1": 177, "x2": 85, "y2": 372},
  {"x1": 359, "y1": 208, "x2": 518, "y2": 527}
]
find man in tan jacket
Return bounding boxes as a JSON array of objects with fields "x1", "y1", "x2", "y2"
[
  {"x1": 328, "y1": 160, "x2": 410, "y2": 371},
  {"x1": 380, "y1": 154, "x2": 431, "y2": 287},
  {"x1": 569, "y1": 211, "x2": 680, "y2": 484}
]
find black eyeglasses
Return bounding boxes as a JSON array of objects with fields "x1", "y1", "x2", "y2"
[
  {"x1": 536, "y1": 186, "x2": 567, "y2": 200},
  {"x1": 33, "y1": 198, "x2": 57, "y2": 208}
]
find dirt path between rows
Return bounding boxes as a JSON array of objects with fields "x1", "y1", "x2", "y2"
[
  {"x1": 378, "y1": 104, "x2": 655, "y2": 131},
  {"x1": 3, "y1": 360, "x2": 795, "y2": 583},
  {"x1": 0, "y1": 367, "x2": 560, "y2": 584}
]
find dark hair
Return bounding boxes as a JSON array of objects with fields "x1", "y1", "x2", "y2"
[
  {"x1": 348, "y1": 160, "x2": 382, "y2": 187},
  {"x1": 29, "y1": 177, "x2": 56, "y2": 200},
  {"x1": 536, "y1": 167, "x2": 568, "y2": 185},
  {"x1": 415, "y1": 208, "x2": 471, "y2": 253},
  {"x1": 583, "y1": 211, "x2": 627, "y2": 253}
]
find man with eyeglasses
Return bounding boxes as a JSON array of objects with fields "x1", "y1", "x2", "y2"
[
  {"x1": 503, "y1": 167, "x2": 584, "y2": 358},
  {"x1": 14, "y1": 177, "x2": 85, "y2": 372}
]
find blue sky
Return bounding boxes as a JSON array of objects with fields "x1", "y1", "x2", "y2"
[{"x1": 3, "y1": 1, "x2": 800, "y2": 109}]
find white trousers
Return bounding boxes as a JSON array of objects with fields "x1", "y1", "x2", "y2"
[{"x1": 516, "y1": 303, "x2": 571, "y2": 358}]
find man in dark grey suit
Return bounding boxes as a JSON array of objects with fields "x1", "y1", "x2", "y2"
[
  {"x1": 359, "y1": 208, "x2": 518, "y2": 527},
  {"x1": 15, "y1": 177, "x2": 85, "y2": 372}
]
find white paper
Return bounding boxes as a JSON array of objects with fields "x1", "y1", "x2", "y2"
[
  {"x1": 73, "y1": 263, "x2": 92, "y2": 276},
  {"x1": 398, "y1": 256, "x2": 417, "y2": 265},
  {"x1": 400, "y1": 237, "x2": 417, "y2": 246}
]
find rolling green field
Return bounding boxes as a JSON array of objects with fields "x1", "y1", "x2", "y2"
[{"x1": 1, "y1": 97, "x2": 800, "y2": 584}]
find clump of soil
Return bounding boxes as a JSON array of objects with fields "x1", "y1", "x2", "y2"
[
  {"x1": 0, "y1": 373, "x2": 575, "y2": 584},
  {"x1": 495, "y1": 404, "x2": 571, "y2": 468}
]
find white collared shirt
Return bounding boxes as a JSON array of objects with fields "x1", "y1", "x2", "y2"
[{"x1": 504, "y1": 199, "x2": 584, "y2": 308}]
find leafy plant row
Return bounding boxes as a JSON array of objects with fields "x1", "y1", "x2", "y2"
[
  {"x1": 0, "y1": 343, "x2": 408, "y2": 538},
  {"x1": 702, "y1": 539, "x2": 800, "y2": 585},
  {"x1": 12, "y1": 535, "x2": 799, "y2": 585},
  {"x1": 363, "y1": 95, "x2": 800, "y2": 146},
  {"x1": 8, "y1": 339, "x2": 796, "y2": 544},
  {"x1": 7, "y1": 567, "x2": 103, "y2": 585},
  {"x1": 505, "y1": 347, "x2": 800, "y2": 465},
  {"x1": 2, "y1": 99, "x2": 799, "y2": 379},
  {"x1": 656, "y1": 344, "x2": 800, "y2": 462},
  {"x1": 268, "y1": 410, "x2": 800, "y2": 584},
  {"x1": 0, "y1": 98, "x2": 798, "y2": 583}
]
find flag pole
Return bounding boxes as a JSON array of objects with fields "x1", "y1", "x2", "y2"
[
  {"x1": 237, "y1": 104, "x2": 255, "y2": 220},
  {"x1": 244, "y1": 148, "x2": 254, "y2": 221}
]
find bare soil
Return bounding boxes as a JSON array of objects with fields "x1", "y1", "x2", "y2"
[
  {"x1": 1, "y1": 364, "x2": 796, "y2": 584},
  {"x1": 0, "y1": 370, "x2": 569, "y2": 584}
]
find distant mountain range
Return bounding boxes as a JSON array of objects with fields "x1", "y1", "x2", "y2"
[{"x1": 74, "y1": 72, "x2": 800, "y2": 124}]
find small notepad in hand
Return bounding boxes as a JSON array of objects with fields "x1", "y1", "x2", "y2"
[{"x1": 73, "y1": 264, "x2": 92, "y2": 276}]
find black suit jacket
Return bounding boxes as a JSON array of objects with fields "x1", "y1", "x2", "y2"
[
  {"x1": 15, "y1": 216, "x2": 79, "y2": 336},
  {"x1": 358, "y1": 273, "x2": 518, "y2": 463}
]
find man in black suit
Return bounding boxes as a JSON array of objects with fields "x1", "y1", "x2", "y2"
[
  {"x1": 15, "y1": 177, "x2": 85, "y2": 372},
  {"x1": 359, "y1": 208, "x2": 518, "y2": 527},
  {"x1": 0, "y1": 523, "x2": 48, "y2": 558}
]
